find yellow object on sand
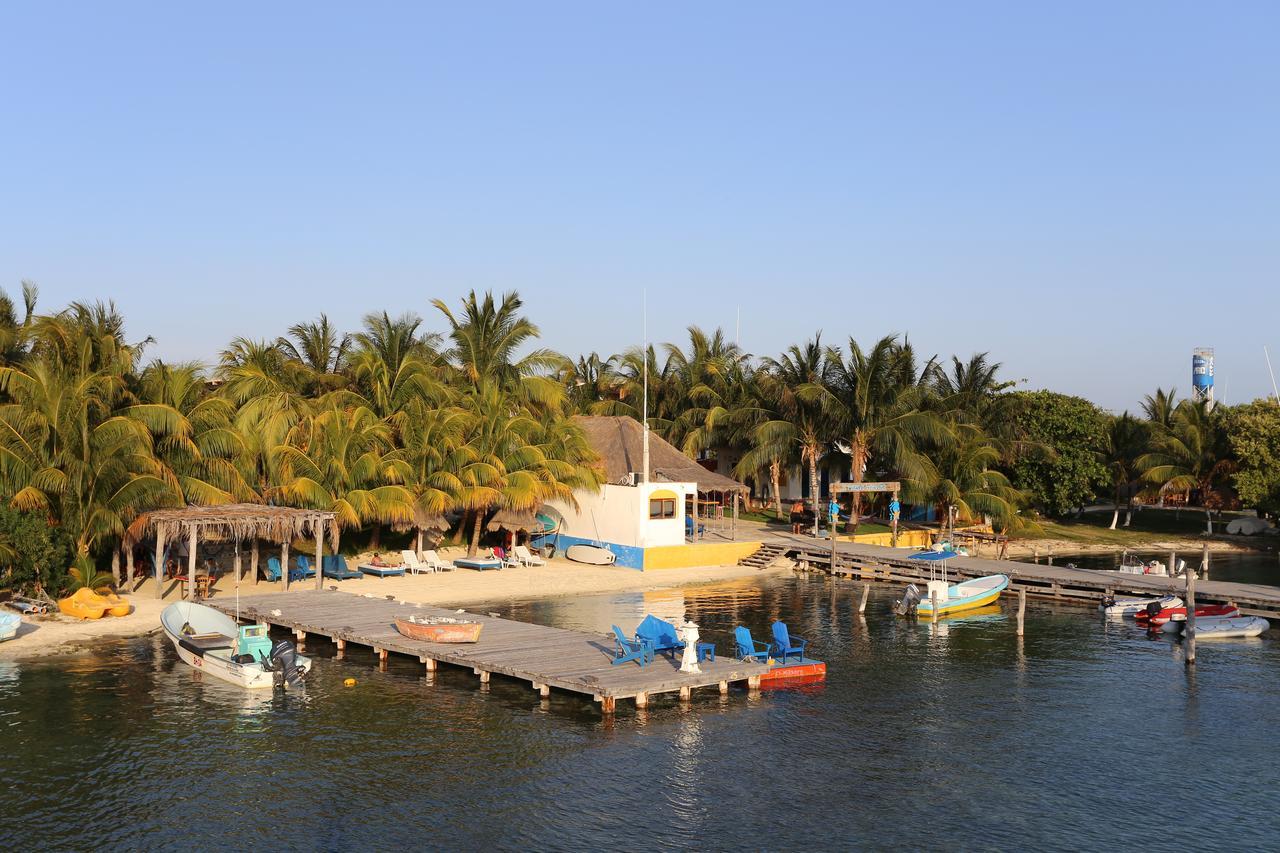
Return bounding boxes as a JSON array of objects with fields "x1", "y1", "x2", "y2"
[
  {"x1": 58, "y1": 588, "x2": 109, "y2": 620},
  {"x1": 102, "y1": 593, "x2": 131, "y2": 617},
  {"x1": 344, "y1": 678, "x2": 357, "y2": 687}
]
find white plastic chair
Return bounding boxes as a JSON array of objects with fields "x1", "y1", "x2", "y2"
[
  {"x1": 513, "y1": 545, "x2": 546, "y2": 567},
  {"x1": 493, "y1": 548, "x2": 521, "y2": 569},
  {"x1": 400, "y1": 550, "x2": 433, "y2": 574},
  {"x1": 422, "y1": 550, "x2": 455, "y2": 572}
]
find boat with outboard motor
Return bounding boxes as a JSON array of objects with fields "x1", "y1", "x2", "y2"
[
  {"x1": 161, "y1": 601, "x2": 308, "y2": 689},
  {"x1": 1135, "y1": 603, "x2": 1239, "y2": 628},
  {"x1": 895, "y1": 549, "x2": 1009, "y2": 617},
  {"x1": 1100, "y1": 593, "x2": 1182, "y2": 618}
]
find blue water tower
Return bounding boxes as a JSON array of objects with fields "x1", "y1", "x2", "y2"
[{"x1": 1191, "y1": 348, "x2": 1214, "y2": 405}]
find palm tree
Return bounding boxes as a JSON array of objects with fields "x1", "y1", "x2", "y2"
[
  {"x1": 271, "y1": 404, "x2": 415, "y2": 557},
  {"x1": 663, "y1": 326, "x2": 748, "y2": 457},
  {"x1": 1139, "y1": 400, "x2": 1235, "y2": 533},
  {"x1": 0, "y1": 280, "x2": 38, "y2": 366},
  {"x1": 1141, "y1": 387, "x2": 1179, "y2": 431},
  {"x1": 925, "y1": 425, "x2": 1023, "y2": 538},
  {"x1": 346, "y1": 311, "x2": 446, "y2": 437},
  {"x1": 1100, "y1": 412, "x2": 1147, "y2": 529},
  {"x1": 805, "y1": 334, "x2": 947, "y2": 532},
  {"x1": 277, "y1": 314, "x2": 351, "y2": 393},
  {"x1": 432, "y1": 290, "x2": 562, "y2": 404}
]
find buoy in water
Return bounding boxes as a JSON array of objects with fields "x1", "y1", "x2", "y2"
[{"x1": 344, "y1": 678, "x2": 357, "y2": 687}]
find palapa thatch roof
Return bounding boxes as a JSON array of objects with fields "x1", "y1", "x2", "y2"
[
  {"x1": 574, "y1": 416, "x2": 749, "y2": 494},
  {"x1": 391, "y1": 506, "x2": 451, "y2": 534},
  {"x1": 130, "y1": 504, "x2": 336, "y2": 546},
  {"x1": 486, "y1": 508, "x2": 541, "y2": 532}
]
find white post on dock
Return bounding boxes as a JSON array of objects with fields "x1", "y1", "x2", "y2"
[
  {"x1": 1017, "y1": 588, "x2": 1026, "y2": 637},
  {"x1": 1185, "y1": 559, "x2": 1197, "y2": 666}
]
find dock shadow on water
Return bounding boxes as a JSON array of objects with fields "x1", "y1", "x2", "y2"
[{"x1": 3, "y1": 573, "x2": 1279, "y2": 849}]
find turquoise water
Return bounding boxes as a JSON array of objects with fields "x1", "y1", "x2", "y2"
[{"x1": 2, "y1": 573, "x2": 1279, "y2": 850}]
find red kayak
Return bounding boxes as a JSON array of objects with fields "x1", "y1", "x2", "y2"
[{"x1": 1135, "y1": 604, "x2": 1239, "y2": 627}]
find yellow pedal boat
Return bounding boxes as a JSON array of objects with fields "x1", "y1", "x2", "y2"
[{"x1": 58, "y1": 588, "x2": 109, "y2": 620}]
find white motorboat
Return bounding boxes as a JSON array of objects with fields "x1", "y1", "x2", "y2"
[
  {"x1": 161, "y1": 601, "x2": 309, "y2": 689},
  {"x1": 1112, "y1": 556, "x2": 1178, "y2": 577},
  {"x1": 1161, "y1": 614, "x2": 1270, "y2": 638},
  {"x1": 1100, "y1": 594, "x2": 1182, "y2": 618}
]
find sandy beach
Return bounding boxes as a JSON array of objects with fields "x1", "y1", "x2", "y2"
[{"x1": 0, "y1": 554, "x2": 788, "y2": 660}]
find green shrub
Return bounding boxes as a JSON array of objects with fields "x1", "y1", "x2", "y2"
[{"x1": 0, "y1": 507, "x2": 74, "y2": 593}]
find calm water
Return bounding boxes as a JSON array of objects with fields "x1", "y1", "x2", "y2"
[
  {"x1": 3, "y1": 573, "x2": 1279, "y2": 851},
  {"x1": 1062, "y1": 549, "x2": 1280, "y2": 585}
]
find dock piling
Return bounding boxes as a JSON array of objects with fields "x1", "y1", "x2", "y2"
[
  {"x1": 859, "y1": 583, "x2": 869, "y2": 614},
  {"x1": 1185, "y1": 563, "x2": 1197, "y2": 666},
  {"x1": 930, "y1": 590, "x2": 939, "y2": 624},
  {"x1": 1201, "y1": 542, "x2": 1210, "y2": 581},
  {"x1": 679, "y1": 686, "x2": 692, "y2": 702},
  {"x1": 1169, "y1": 550, "x2": 1177, "y2": 577},
  {"x1": 1016, "y1": 588, "x2": 1026, "y2": 637},
  {"x1": 336, "y1": 638, "x2": 345, "y2": 659}
]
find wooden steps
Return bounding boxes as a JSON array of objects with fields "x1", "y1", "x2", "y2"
[{"x1": 739, "y1": 542, "x2": 788, "y2": 568}]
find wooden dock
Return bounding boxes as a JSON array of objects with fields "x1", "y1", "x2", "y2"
[
  {"x1": 774, "y1": 535, "x2": 1280, "y2": 617},
  {"x1": 209, "y1": 590, "x2": 768, "y2": 713}
]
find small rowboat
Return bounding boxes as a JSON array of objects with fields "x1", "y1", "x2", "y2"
[
  {"x1": 395, "y1": 615, "x2": 484, "y2": 643},
  {"x1": 1100, "y1": 594, "x2": 1182, "y2": 618},
  {"x1": 0, "y1": 612, "x2": 19, "y2": 641},
  {"x1": 1136, "y1": 604, "x2": 1239, "y2": 627},
  {"x1": 914, "y1": 574, "x2": 1009, "y2": 617},
  {"x1": 1162, "y1": 615, "x2": 1270, "y2": 638}
]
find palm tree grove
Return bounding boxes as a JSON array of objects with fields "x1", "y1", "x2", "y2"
[{"x1": 0, "y1": 282, "x2": 1274, "y2": 596}]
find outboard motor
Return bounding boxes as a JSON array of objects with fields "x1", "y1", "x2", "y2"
[
  {"x1": 265, "y1": 639, "x2": 307, "y2": 690},
  {"x1": 1101, "y1": 594, "x2": 1116, "y2": 610},
  {"x1": 1144, "y1": 601, "x2": 1162, "y2": 620},
  {"x1": 895, "y1": 584, "x2": 921, "y2": 616}
]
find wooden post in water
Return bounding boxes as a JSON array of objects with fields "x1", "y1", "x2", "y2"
[
  {"x1": 1032, "y1": 546, "x2": 1039, "y2": 564},
  {"x1": 1017, "y1": 588, "x2": 1026, "y2": 637},
  {"x1": 930, "y1": 590, "x2": 939, "y2": 624},
  {"x1": 1047, "y1": 546, "x2": 1053, "y2": 566},
  {"x1": 1168, "y1": 550, "x2": 1177, "y2": 577},
  {"x1": 1201, "y1": 542, "x2": 1210, "y2": 581},
  {"x1": 1185, "y1": 560, "x2": 1197, "y2": 666},
  {"x1": 859, "y1": 583, "x2": 869, "y2": 614},
  {"x1": 830, "y1": 521, "x2": 837, "y2": 574}
]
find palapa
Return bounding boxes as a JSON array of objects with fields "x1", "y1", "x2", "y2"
[
  {"x1": 486, "y1": 508, "x2": 541, "y2": 532},
  {"x1": 573, "y1": 416, "x2": 749, "y2": 494}
]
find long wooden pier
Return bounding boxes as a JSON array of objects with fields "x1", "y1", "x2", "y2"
[
  {"x1": 775, "y1": 535, "x2": 1280, "y2": 617},
  {"x1": 210, "y1": 590, "x2": 767, "y2": 713}
]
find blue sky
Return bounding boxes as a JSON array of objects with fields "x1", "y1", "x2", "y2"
[{"x1": 2, "y1": 2, "x2": 1277, "y2": 411}]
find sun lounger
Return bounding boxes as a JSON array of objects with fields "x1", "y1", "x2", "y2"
[
  {"x1": 322, "y1": 555, "x2": 362, "y2": 580},
  {"x1": 401, "y1": 550, "x2": 433, "y2": 575},
  {"x1": 293, "y1": 555, "x2": 318, "y2": 580},
  {"x1": 634, "y1": 614, "x2": 686, "y2": 660},
  {"x1": 492, "y1": 547, "x2": 520, "y2": 569},
  {"x1": 513, "y1": 545, "x2": 545, "y2": 567},
  {"x1": 769, "y1": 621, "x2": 808, "y2": 663},
  {"x1": 422, "y1": 550, "x2": 456, "y2": 572},
  {"x1": 610, "y1": 625, "x2": 653, "y2": 667},
  {"x1": 734, "y1": 626, "x2": 771, "y2": 662},
  {"x1": 358, "y1": 563, "x2": 406, "y2": 578}
]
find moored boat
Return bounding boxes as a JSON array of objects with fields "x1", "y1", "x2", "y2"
[
  {"x1": 0, "y1": 612, "x2": 19, "y2": 641},
  {"x1": 1161, "y1": 614, "x2": 1270, "y2": 638},
  {"x1": 161, "y1": 601, "x2": 308, "y2": 689},
  {"x1": 1100, "y1": 594, "x2": 1182, "y2": 618},
  {"x1": 1136, "y1": 604, "x2": 1239, "y2": 627},
  {"x1": 394, "y1": 615, "x2": 484, "y2": 643},
  {"x1": 897, "y1": 550, "x2": 1008, "y2": 617}
]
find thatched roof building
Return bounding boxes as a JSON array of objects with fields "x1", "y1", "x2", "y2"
[{"x1": 574, "y1": 416, "x2": 748, "y2": 494}]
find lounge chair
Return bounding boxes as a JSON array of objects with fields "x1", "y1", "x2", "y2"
[
  {"x1": 685, "y1": 516, "x2": 706, "y2": 539},
  {"x1": 401, "y1": 550, "x2": 432, "y2": 575},
  {"x1": 322, "y1": 555, "x2": 362, "y2": 580},
  {"x1": 357, "y1": 562, "x2": 406, "y2": 578},
  {"x1": 513, "y1": 545, "x2": 546, "y2": 567},
  {"x1": 734, "y1": 626, "x2": 771, "y2": 662},
  {"x1": 263, "y1": 557, "x2": 283, "y2": 582},
  {"x1": 422, "y1": 550, "x2": 456, "y2": 572},
  {"x1": 293, "y1": 555, "x2": 318, "y2": 580},
  {"x1": 634, "y1": 614, "x2": 686, "y2": 660},
  {"x1": 490, "y1": 547, "x2": 520, "y2": 569},
  {"x1": 769, "y1": 621, "x2": 808, "y2": 663},
  {"x1": 610, "y1": 625, "x2": 653, "y2": 667}
]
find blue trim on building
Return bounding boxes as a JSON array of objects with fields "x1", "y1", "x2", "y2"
[{"x1": 530, "y1": 533, "x2": 645, "y2": 570}]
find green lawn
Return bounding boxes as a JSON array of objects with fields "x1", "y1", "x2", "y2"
[{"x1": 1022, "y1": 507, "x2": 1248, "y2": 545}]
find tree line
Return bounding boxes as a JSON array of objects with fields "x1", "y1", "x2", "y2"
[{"x1": 0, "y1": 282, "x2": 1276, "y2": 593}]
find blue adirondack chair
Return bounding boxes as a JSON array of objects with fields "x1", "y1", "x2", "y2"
[
  {"x1": 294, "y1": 555, "x2": 318, "y2": 580},
  {"x1": 685, "y1": 516, "x2": 706, "y2": 539},
  {"x1": 610, "y1": 625, "x2": 654, "y2": 667},
  {"x1": 264, "y1": 556, "x2": 303, "y2": 582},
  {"x1": 635, "y1": 614, "x2": 686, "y2": 659},
  {"x1": 770, "y1": 621, "x2": 808, "y2": 663},
  {"x1": 734, "y1": 626, "x2": 771, "y2": 662},
  {"x1": 322, "y1": 555, "x2": 362, "y2": 580}
]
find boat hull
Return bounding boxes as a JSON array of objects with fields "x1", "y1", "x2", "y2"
[
  {"x1": 395, "y1": 617, "x2": 483, "y2": 643},
  {"x1": 566, "y1": 545, "x2": 616, "y2": 565},
  {"x1": 0, "y1": 613, "x2": 19, "y2": 641},
  {"x1": 1162, "y1": 615, "x2": 1270, "y2": 638},
  {"x1": 917, "y1": 575, "x2": 1010, "y2": 616},
  {"x1": 1101, "y1": 594, "x2": 1182, "y2": 618},
  {"x1": 161, "y1": 602, "x2": 309, "y2": 689},
  {"x1": 1137, "y1": 605, "x2": 1239, "y2": 627},
  {"x1": 760, "y1": 658, "x2": 826, "y2": 686}
]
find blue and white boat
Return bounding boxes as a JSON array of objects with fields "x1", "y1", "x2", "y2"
[{"x1": 896, "y1": 550, "x2": 1009, "y2": 617}]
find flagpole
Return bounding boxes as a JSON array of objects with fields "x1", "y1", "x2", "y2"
[{"x1": 642, "y1": 288, "x2": 650, "y2": 485}]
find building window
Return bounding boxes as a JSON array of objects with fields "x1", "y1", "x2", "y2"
[{"x1": 649, "y1": 498, "x2": 675, "y2": 519}]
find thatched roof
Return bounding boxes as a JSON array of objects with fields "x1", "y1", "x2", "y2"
[
  {"x1": 131, "y1": 504, "x2": 336, "y2": 546},
  {"x1": 486, "y1": 508, "x2": 541, "y2": 532},
  {"x1": 391, "y1": 506, "x2": 451, "y2": 534},
  {"x1": 574, "y1": 416, "x2": 749, "y2": 494}
]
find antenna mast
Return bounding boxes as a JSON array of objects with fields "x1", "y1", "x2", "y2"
[
  {"x1": 1266, "y1": 346, "x2": 1280, "y2": 406},
  {"x1": 642, "y1": 289, "x2": 650, "y2": 484}
]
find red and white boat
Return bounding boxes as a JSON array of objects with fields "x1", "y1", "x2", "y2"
[{"x1": 1135, "y1": 604, "x2": 1239, "y2": 627}]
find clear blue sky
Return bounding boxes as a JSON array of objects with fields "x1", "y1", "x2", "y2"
[{"x1": 2, "y1": 2, "x2": 1277, "y2": 411}]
